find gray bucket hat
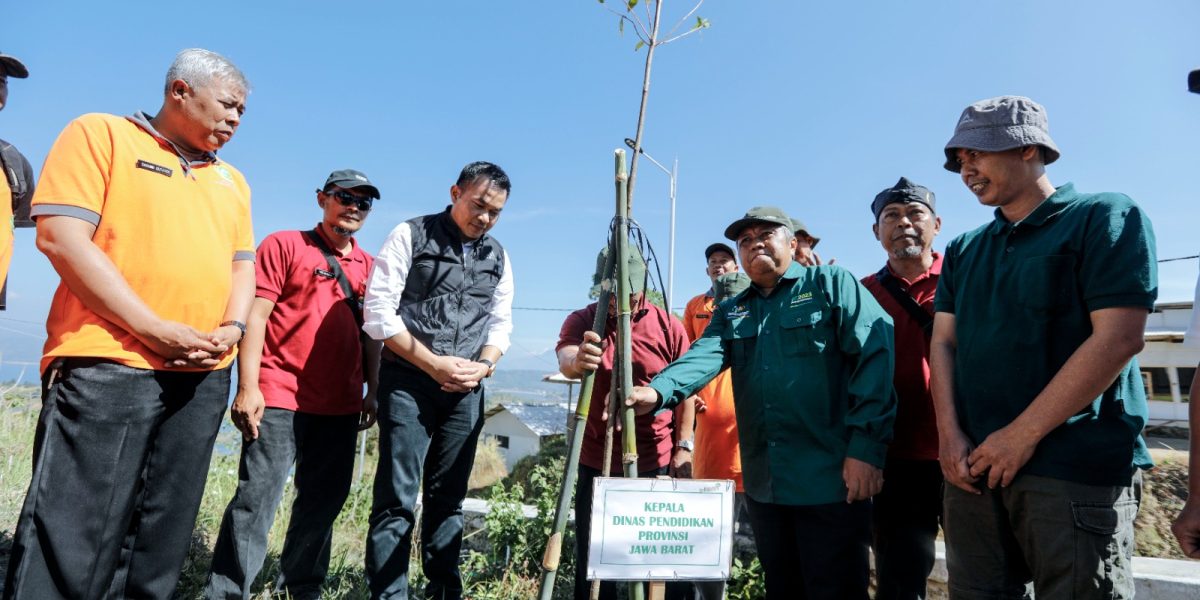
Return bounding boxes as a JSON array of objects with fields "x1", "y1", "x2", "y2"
[{"x1": 943, "y1": 95, "x2": 1060, "y2": 173}]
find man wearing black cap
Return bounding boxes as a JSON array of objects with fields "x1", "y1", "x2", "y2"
[
  {"x1": 204, "y1": 169, "x2": 383, "y2": 599},
  {"x1": 629, "y1": 206, "x2": 895, "y2": 600},
  {"x1": 1172, "y1": 69, "x2": 1200, "y2": 560},
  {"x1": 933, "y1": 96, "x2": 1157, "y2": 598},
  {"x1": 362, "y1": 161, "x2": 514, "y2": 599},
  {"x1": 0, "y1": 51, "x2": 36, "y2": 311},
  {"x1": 861, "y1": 177, "x2": 943, "y2": 600}
]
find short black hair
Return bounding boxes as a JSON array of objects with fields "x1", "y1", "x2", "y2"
[{"x1": 456, "y1": 161, "x2": 511, "y2": 194}]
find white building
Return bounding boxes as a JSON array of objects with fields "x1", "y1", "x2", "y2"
[
  {"x1": 482, "y1": 403, "x2": 569, "y2": 471},
  {"x1": 1139, "y1": 301, "x2": 1198, "y2": 425}
]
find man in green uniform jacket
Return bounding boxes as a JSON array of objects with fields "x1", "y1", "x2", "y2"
[{"x1": 628, "y1": 206, "x2": 896, "y2": 600}]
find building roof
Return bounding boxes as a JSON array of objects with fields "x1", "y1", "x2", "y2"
[{"x1": 485, "y1": 403, "x2": 569, "y2": 437}]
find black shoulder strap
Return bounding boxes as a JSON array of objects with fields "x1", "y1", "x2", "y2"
[
  {"x1": 304, "y1": 228, "x2": 364, "y2": 328},
  {"x1": 874, "y1": 266, "x2": 933, "y2": 338}
]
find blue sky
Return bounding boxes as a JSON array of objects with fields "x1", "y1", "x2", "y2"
[{"x1": 2, "y1": 1, "x2": 1198, "y2": 376}]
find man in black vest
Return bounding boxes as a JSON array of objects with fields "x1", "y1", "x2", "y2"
[{"x1": 362, "y1": 161, "x2": 514, "y2": 599}]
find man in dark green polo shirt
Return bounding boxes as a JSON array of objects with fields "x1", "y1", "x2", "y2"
[
  {"x1": 932, "y1": 95, "x2": 1156, "y2": 599},
  {"x1": 628, "y1": 206, "x2": 895, "y2": 600}
]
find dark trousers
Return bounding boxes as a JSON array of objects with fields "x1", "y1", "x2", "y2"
[
  {"x1": 2, "y1": 359, "x2": 230, "y2": 600},
  {"x1": 573, "y1": 464, "x2": 689, "y2": 600},
  {"x1": 872, "y1": 459, "x2": 944, "y2": 600},
  {"x1": 744, "y1": 495, "x2": 873, "y2": 600},
  {"x1": 204, "y1": 408, "x2": 360, "y2": 600},
  {"x1": 365, "y1": 362, "x2": 485, "y2": 600}
]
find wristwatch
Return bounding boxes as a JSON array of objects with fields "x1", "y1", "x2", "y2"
[
  {"x1": 220, "y1": 320, "x2": 247, "y2": 342},
  {"x1": 478, "y1": 358, "x2": 496, "y2": 378},
  {"x1": 676, "y1": 439, "x2": 694, "y2": 452}
]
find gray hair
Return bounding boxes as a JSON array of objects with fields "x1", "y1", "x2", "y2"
[{"x1": 163, "y1": 48, "x2": 250, "y2": 95}]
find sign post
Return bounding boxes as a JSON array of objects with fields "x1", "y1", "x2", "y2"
[{"x1": 587, "y1": 478, "x2": 734, "y2": 583}]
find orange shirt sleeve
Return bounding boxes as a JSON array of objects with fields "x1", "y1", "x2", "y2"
[{"x1": 31, "y1": 114, "x2": 114, "y2": 222}]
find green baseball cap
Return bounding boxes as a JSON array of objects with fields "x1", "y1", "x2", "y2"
[
  {"x1": 790, "y1": 218, "x2": 821, "y2": 248},
  {"x1": 724, "y1": 206, "x2": 793, "y2": 241},
  {"x1": 591, "y1": 245, "x2": 647, "y2": 297},
  {"x1": 713, "y1": 272, "x2": 751, "y2": 302}
]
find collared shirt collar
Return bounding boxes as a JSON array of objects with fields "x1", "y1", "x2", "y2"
[
  {"x1": 743, "y1": 261, "x2": 804, "y2": 300},
  {"x1": 126, "y1": 111, "x2": 219, "y2": 176},
  {"x1": 987, "y1": 182, "x2": 1077, "y2": 236},
  {"x1": 883, "y1": 252, "x2": 943, "y2": 285},
  {"x1": 312, "y1": 222, "x2": 364, "y2": 262}
]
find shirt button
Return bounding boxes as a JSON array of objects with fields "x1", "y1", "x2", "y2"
[
  {"x1": 763, "y1": 365, "x2": 770, "y2": 371},
  {"x1": 765, "y1": 403, "x2": 772, "y2": 409},
  {"x1": 764, "y1": 329, "x2": 771, "y2": 335},
  {"x1": 1006, "y1": 247, "x2": 1014, "y2": 253},
  {"x1": 769, "y1": 441, "x2": 777, "y2": 447}
]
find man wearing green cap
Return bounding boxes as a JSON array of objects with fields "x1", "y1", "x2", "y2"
[
  {"x1": 204, "y1": 169, "x2": 382, "y2": 599},
  {"x1": 0, "y1": 50, "x2": 36, "y2": 311},
  {"x1": 557, "y1": 245, "x2": 691, "y2": 600},
  {"x1": 628, "y1": 206, "x2": 896, "y2": 600}
]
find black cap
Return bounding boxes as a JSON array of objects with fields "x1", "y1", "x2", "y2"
[
  {"x1": 704, "y1": 242, "x2": 735, "y2": 260},
  {"x1": 724, "y1": 206, "x2": 793, "y2": 241},
  {"x1": 871, "y1": 177, "x2": 936, "y2": 220},
  {"x1": 1190, "y1": 69, "x2": 1200, "y2": 94},
  {"x1": 0, "y1": 53, "x2": 28, "y2": 78},
  {"x1": 323, "y1": 169, "x2": 380, "y2": 199}
]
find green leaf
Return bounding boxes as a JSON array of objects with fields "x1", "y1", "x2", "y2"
[
  {"x1": 634, "y1": 40, "x2": 645, "y2": 52},
  {"x1": 619, "y1": 18, "x2": 624, "y2": 35},
  {"x1": 627, "y1": 0, "x2": 638, "y2": 9}
]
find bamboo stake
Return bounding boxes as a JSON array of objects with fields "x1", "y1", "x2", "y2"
[{"x1": 537, "y1": 241, "x2": 616, "y2": 600}]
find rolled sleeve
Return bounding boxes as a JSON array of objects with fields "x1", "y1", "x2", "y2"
[
  {"x1": 831, "y1": 268, "x2": 896, "y2": 468},
  {"x1": 482, "y1": 249, "x2": 514, "y2": 353},
  {"x1": 362, "y1": 222, "x2": 413, "y2": 341}
]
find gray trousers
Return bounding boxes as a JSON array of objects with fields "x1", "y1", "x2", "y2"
[
  {"x1": 943, "y1": 471, "x2": 1142, "y2": 600},
  {"x1": 204, "y1": 408, "x2": 360, "y2": 600}
]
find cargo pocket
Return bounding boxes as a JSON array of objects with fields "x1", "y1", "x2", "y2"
[{"x1": 1071, "y1": 499, "x2": 1137, "y2": 598}]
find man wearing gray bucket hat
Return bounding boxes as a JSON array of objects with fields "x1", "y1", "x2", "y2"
[
  {"x1": 629, "y1": 206, "x2": 896, "y2": 599},
  {"x1": 932, "y1": 96, "x2": 1158, "y2": 598}
]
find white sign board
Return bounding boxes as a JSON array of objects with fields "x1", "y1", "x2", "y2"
[{"x1": 587, "y1": 477, "x2": 734, "y2": 581}]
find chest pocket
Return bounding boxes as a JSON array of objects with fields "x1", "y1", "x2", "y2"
[
  {"x1": 722, "y1": 315, "x2": 758, "y2": 368},
  {"x1": 1015, "y1": 254, "x2": 1076, "y2": 316},
  {"x1": 780, "y1": 304, "x2": 829, "y2": 356}
]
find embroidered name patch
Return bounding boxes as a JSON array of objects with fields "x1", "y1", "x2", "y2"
[
  {"x1": 135, "y1": 159, "x2": 173, "y2": 177},
  {"x1": 790, "y1": 291, "x2": 813, "y2": 306},
  {"x1": 726, "y1": 305, "x2": 750, "y2": 319}
]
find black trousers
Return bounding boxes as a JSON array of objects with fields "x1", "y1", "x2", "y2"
[
  {"x1": 872, "y1": 459, "x2": 944, "y2": 600},
  {"x1": 3, "y1": 359, "x2": 230, "y2": 600},
  {"x1": 204, "y1": 408, "x2": 360, "y2": 600},
  {"x1": 744, "y1": 495, "x2": 873, "y2": 600},
  {"x1": 366, "y1": 362, "x2": 485, "y2": 600}
]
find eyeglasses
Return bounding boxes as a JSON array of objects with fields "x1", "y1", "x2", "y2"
[{"x1": 326, "y1": 190, "x2": 373, "y2": 212}]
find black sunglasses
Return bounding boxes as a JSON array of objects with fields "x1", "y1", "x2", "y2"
[{"x1": 323, "y1": 189, "x2": 374, "y2": 212}]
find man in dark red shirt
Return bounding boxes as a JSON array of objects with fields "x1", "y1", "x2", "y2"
[
  {"x1": 556, "y1": 246, "x2": 690, "y2": 600},
  {"x1": 861, "y1": 177, "x2": 943, "y2": 600},
  {"x1": 205, "y1": 169, "x2": 383, "y2": 599}
]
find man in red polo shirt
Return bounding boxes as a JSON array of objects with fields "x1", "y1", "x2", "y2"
[
  {"x1": 205, "y1": 169, "x2": 383, "y2": 600},
  {"x1": 557, "y1": 246, "x2": 691, "y2": 600},
  {"x1": 861, "y1": 177, "x2": 943, "y2": 600}
]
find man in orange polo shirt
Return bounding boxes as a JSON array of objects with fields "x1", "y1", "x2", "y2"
[
  {"x1": 0, "y1": 50, "x2": 36, "y2": 310},
  {"x1": 3, "y1": 48, "x2": 254, "y2": 600}
]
